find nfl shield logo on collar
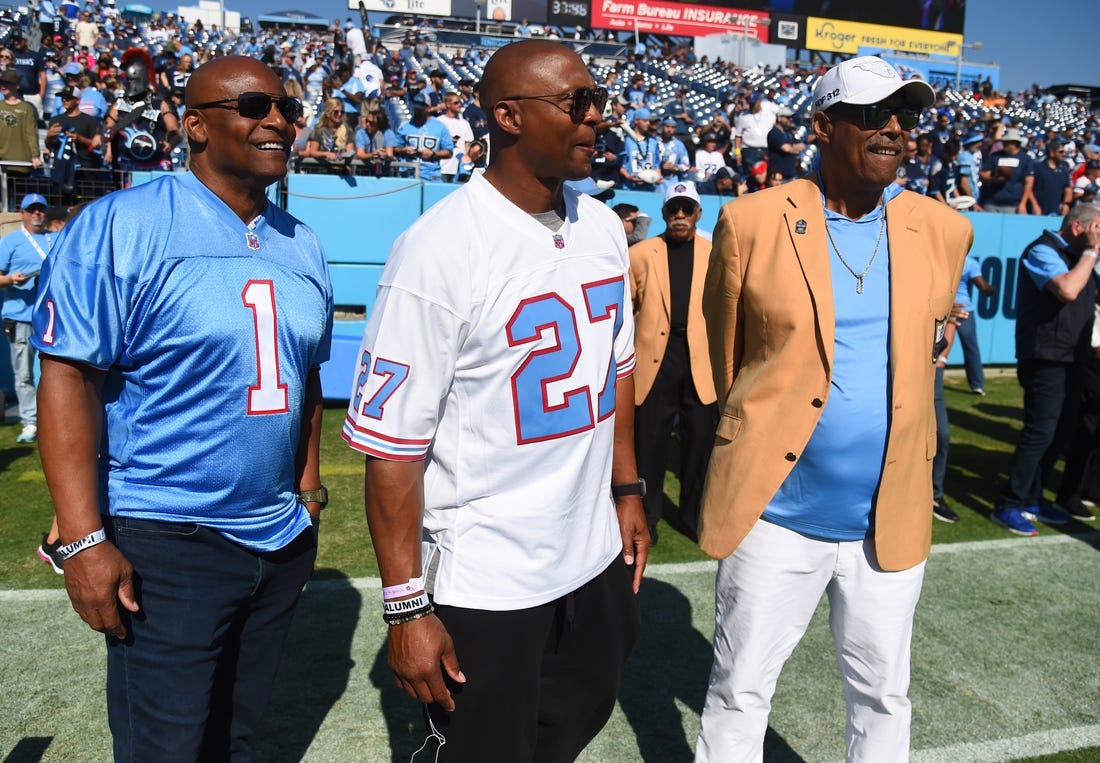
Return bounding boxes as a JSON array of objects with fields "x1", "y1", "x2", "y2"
[{"x1": 553, "y1": 234, "x2": 565, "y2": 250}]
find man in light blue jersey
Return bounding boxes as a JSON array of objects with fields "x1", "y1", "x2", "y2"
[
  {"x1": 33, "y1": 56, "x2": 333, "y2": 761},
  {"x1": 395, "y1": 92, "x2": 453, "y2": 181}
]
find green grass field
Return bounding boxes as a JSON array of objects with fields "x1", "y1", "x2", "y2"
[{"x1": 2, "y1": 372, "x2": 1099, "y2": 761}]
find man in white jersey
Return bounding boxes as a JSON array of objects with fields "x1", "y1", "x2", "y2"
[
  {"x1": 33, "y1": 57, "x2": 332, "y2": 760},
  {"x1": 344, "y1": 39, "x2": 648, "y2": 762}
]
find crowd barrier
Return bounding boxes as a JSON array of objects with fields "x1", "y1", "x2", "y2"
[{"x1": 0, "y1": 170, "x2": 1062, "y2": 401}]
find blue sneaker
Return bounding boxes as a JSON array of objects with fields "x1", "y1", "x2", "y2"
[
  {"x1": 991, "y1": 507, "x2": 1039, "y2": 536},
  {"x1": 1023, "y1": 504, "x2": 1069, "y2": 525}
]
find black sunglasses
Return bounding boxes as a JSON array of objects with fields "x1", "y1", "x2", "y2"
[
  {"x1": 500, "y1": 86, "x2": 609, "y2": 123},
  {"x1": 191, "y1": 91, "x2": 303, "y2": 123},
  {"x1": 830, "y1": 103, "x2": 921, "y2": 132},
  {"x1": 663, "y1": 198, "x2": 699, "y2": 217}
]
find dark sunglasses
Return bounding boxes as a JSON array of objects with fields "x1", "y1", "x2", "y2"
[
  {"x1": 500, "y1": 86, "x2": 609, "y2": 123},
  {"x1": 191, "y1": 91, "x2": 303, "y2": 123},
  {"x1": 831, "y1": 103, "x2": 921, "y2": 132},
  {"x1": 663, "y1": 199, "x2": 699, "y2": 217}
]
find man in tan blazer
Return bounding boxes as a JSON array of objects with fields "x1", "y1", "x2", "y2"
[
  {"x1": 694, "y1": 56, "x2": 973, "y2": 762},
  {"x1": 629, "y1": 181, "x2": 717, "y2": 543}
]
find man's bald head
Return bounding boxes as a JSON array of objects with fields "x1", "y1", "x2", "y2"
[
  {"x1": 480, "y1": 40, "x2": 584, "y2": 137},
  {"x1": 184, "y1": 55, "x2": 281, "y2": 109}
]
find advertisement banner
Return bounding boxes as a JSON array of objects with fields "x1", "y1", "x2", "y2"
[
  {"x1": 769, "y1": 12, "x2": 805, "y2": 50},
  {"x1": 805, "y1": 16, "x2": 961, "y2": 56},
  {"x1": 353, "y1": 0, "x2": 453, "y2": 17},
  {"x1": 590, "y1": 1, "x2": 770, "y2": 40}
]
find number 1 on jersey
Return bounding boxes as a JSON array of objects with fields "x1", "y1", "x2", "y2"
[{"x1": 243, "y1": 280, "x2": 289, "y2": 414}]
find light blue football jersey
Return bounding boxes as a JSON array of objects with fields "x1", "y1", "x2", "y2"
[{"x1": 32, "y1": 172, "x2": 334, "y2": 551}]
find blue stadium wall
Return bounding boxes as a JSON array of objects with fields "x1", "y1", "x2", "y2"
[
  {"x1": 286, "y1": 174, "x2": 1055, "y2": 400},
  {"x1": 0, "y1": 173, "x2": 1056, "y2": 401}
]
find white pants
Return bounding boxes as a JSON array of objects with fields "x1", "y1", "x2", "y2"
[{"x1": 695, "y1": 519, "x2": 925, "y2": 763}]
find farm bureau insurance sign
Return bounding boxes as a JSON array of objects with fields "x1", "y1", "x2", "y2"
[
  {"x1": 591, "y1": 0, "x2": 769, "y2": 40},
  {"x1": 806, "y1": 16, "x2": 961, "y2": 56}
]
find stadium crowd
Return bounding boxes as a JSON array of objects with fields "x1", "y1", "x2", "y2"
[{"x1": 0, "y1": 4, "x2": 1097, "y2": 208}]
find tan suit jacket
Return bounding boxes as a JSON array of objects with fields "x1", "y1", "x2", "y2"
[
  {"x1": 629, "y1": 234, "x2": 717, "y2": 406},
  {"x1": 700, "y1": 178, "x2": 972, "y2": 571}
]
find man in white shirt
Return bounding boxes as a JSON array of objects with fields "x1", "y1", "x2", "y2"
[
  {"x1": 734, "y1": 91, "x2": 775, "y2": 174},
  {"x1": 437, "y1": 91, "x2": 473, "y2": 182}
]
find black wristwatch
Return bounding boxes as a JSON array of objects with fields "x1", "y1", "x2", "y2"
[
  {"x1": 298, "y1": 486, "x2": 329, "y2": 510},
  {"x1": 611, "y1": 479, "x2": 646, "y2": 498}
]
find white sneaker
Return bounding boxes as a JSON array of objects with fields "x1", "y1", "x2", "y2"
[{"x1": 16, "y1": 425, "x2": 37, "y2": 443}]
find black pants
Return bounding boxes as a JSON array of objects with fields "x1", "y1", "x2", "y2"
[
  {"x1": 1058, "y1": 355, "x2": 1100, "y2": 504},
  {"x1": 1002, "y1": 359, "x2": 1084, "y2": 508},
  {"x1": 634, "y1": 334, "x2": 718, "y2": 538},
  {"x1": 424, "y1": 557, "x2": 639, "y2": 763}
]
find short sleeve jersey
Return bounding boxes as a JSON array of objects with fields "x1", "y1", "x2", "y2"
[
  {"x1": 343, "y1": 172, "x2": 636, "y2": 610},
  {"x1": 31, "y1": 173, "x2": 334, "y2": 552},
  {"x1": 395, "y1": 117, "x2": 453, "y2": 181}
]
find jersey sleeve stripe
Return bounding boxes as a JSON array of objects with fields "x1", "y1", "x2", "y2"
[
  {"x1": 615, "y1": 353, "x2": 636, "y2": 378},
  {"x1": 341, "y1": 422, "x2": 431, "y2": 460}
]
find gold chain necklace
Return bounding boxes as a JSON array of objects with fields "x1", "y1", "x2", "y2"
[{"x1": 824, "y1": 207, "x2": 887, "y2": 295}]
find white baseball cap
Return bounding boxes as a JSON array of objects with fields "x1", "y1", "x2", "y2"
[
  {"x1": 664, "y1": 180, "x2": 700, "y2": 206},
  {"x1": 811, "y1": 55, "x2": 935, "y2": 115}
]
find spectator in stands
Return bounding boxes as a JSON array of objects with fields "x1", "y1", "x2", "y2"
[
  {"x1": 694, "y1": 132, "x2": 727, "y2": 181},
  {"x1": 629, "y1": 181, "x2": 717, "y2": 543},
  {"x1": 75, "y1": 10, "x2": 97, "y2": 49},
  {"x1": 46, "y1": 85, "x2": 103, "y2": 195},
  {"x1": 765, "y1": 106, "x2": 805, "y2": 181},
  {"x1": 667, "y1": 87, "x2": 695, "y2": 140},
  {"x1": 930, "y1": 137, "x2": 967, "y2": 208},
  {"x1": 994, "y1": 203, "x2": 1100, "y2": 534},
  {"x1": 620, "y1": 108, "x2": 660, "y2": 190},
  {"x1": 657, "y1": 117, "x2": 690, "y2": 182},
  {"x1": 0, "y1": 69, "x2": 43, "y2": 195},
  {"x1": 438, "y1": 92, "x2": 473, "y2": 182},
  {"x1": 332, "y1": 63, "x2": 364, "y2": 131},
  {"x1": 103, "y1": 48, "x2": 180, "y2": 172},
  {"x1": 695, "y1": 55, "x2": 971, "y2": 761},
  {"x1": 930, "y1": 108, "x2": 954, "y2": 159},
  {"x1": 380, "y1": 46, "x2": 404, "y2": 84},
  {"x1": 462, "y1": 80, "x2": 488, "y2": 141},
  {"x1": 355, "y1": 53, "x2": 384, "y2": 102},
  {"x1": 1031, "y1": 138, "x2": 1073, "y2": 216},
  {"x1": 0, "y1": 48, "x2": 12, "y2": 71},
  {"x1": 0, "y1": 192, "x2": 51, "y2": 444},
  {"x1": 422, "y1": 69, "x2": 448, "y2": 117},
  {"x1": 697, "y1": 166, "x2": 742, "y2": 198},
  {"x1": 302, "y1": 97, "x2": 353, "y2": 164},
  {"x1": 455, "y1": 137, "x2": 485, "y2": 182},
  {"x1": 733, "y1": 91, "x2": 772, "y2": 175},
  {"x1": 979, "y1": 126, "x2": 1035, "y2": 214},
  {"x1": 958, "y1": 131, "x2": 983, "y2": 206},
  {"x1": 395, "y1": 93, "x2": 452, "y2": 182},
  {"x1": 897, "y1": 133, "x2": 941, "y2": 195},
  {"x1": 9, "y1": 32, "x2": 46, "y2": 122},
  {"x1": 355, "y1": 109, "x2": 394, "y2": 172},
  {"x1": 1073, "y1": 159, "x2": 1100, "y2": 200}
]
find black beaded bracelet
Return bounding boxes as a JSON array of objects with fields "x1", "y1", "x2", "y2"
[{"x1": 383, "y1": 604, "x2": 435, "y2": 627}]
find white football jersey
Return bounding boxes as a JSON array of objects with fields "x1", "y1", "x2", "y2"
[{"x1": 344, "y1": 172, "x2": 636, "y2": 610}]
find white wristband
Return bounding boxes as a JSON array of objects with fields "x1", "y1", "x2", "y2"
[
  {"x1": 57, "y1": 528, "x2": 107, "y2": 560},
  {"x1": 382, "y1": 590, "x2": 430, "y2": 616},
  {"x1": 1084, "y1": 250, "x2": 1098, "y2": 258}
]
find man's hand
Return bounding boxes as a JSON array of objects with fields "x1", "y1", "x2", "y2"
[
  {"x1": 63, "y1": 542, "x2": 139, "y2": 640},
  {"x1": 615, "y1": 495, "x2": 649, "y2": 593},
  {"x1": 387, "y1": 613, "x2": 466, "y2": 711}
]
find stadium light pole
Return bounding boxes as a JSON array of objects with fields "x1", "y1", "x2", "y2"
[
  {"x1": 955, "y1": 40, "x2": 982, "y2": 91},
  {"x1": 738, "y1": 16, "x2": 771, "y2": 69},
  {"x1": 474, "y1": 0, "x2": 484, "y2": 35}
]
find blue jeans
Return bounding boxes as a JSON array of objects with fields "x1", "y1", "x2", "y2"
[
  {"x1": 105, "y1": 516, "x2": 316, "y2": 762},
  {"x1": 954, "y1": 315, "x2": 985, "y2": 391},
  {"x1": 8, "y1": 320, "x2": 36, "y2": 427},
  {"x1": 1001, "y1": 360, "x2": 1083, "y2": 509},
  {"x1": 932, "y1": 366, "x2": 949, "y2": 500}
]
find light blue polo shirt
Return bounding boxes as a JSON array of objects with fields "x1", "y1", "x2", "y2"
[
  {"x1": 956, "y1": 255, "x2": 982, "y2": 311},
  {"x1": 1021, "y1": 231, "x2": 1071, "y2": 291},
  {"x1": 762, "y1": 182, "x2": 902, "y2": 541}
]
